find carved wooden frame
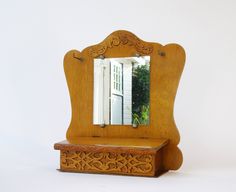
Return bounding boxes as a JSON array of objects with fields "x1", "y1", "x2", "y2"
[{"x1": 55, "y1": 30, "x2": 186, "y2": 175}]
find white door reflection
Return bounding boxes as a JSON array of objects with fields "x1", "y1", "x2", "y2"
[{"x1": 93, "y1": 56, "x2": 150, "y2": 125}]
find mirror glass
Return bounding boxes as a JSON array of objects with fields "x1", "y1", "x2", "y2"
[{"x1": 93, "y1": 56, "x2": 150, "y2": 125}]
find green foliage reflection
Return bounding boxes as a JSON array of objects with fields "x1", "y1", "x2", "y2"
[{"x1": 132, "y1": 64, "x2": 150, "y2": 125}]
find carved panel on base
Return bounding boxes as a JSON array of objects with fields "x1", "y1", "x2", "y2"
[{"x1": 60, "y1": 150, "x2": 156, "y2": 176}]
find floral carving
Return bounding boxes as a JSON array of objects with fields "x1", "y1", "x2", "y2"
[
  {"x1": 89, "y1": 31, "x2": 153, "y2": 57},
  {"x1": 89, "y1": 35, "x2": 120, "y2": 57},
  {"x1": 61, "y1": 150, "x2": 154, "y2": 175},
  {"x1": 117, "y1": 32, "x2": 153, "y2": 54}
]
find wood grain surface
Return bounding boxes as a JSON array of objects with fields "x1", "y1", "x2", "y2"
[
  {"x1": 60, "y1": 30, "x2": 185, "y2": 171},
  {"x1": 54, "y1": 138, "x2": 167, "y2": 176}
]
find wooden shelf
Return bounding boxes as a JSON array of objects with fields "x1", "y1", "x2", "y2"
[
  {"x1": 54, "y1": 137, "x2": 168, "y2": 177},
  {"x1": 55, "y1": 137, "x2": 168, "y2": 150}
]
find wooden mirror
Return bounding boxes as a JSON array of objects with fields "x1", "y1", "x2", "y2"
[{"x1": 54, "y1": 30, "x2": 186, "y2": 177}]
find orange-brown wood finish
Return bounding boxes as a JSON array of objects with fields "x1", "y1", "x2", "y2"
[
  {"x1": 55, "y1": 138, "x2": 168, "y2": 176},
  {"x1": 54, "y1": 30, "x2": 185, "y2": 176}
]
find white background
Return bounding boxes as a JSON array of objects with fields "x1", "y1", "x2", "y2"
[{"x1": 0, "y1": 0, "x2": 236, "y2": 191}]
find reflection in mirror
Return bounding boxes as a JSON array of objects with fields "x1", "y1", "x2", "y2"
[{"x1": 93, "y1": 56, "x2": 150, "y2": 125}]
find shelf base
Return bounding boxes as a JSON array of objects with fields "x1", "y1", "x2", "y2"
[{"x1": 54, "y1": 137, "x2": 168, "y2": 177}]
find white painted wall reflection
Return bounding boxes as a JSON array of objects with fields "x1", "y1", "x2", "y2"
[{"x1": 93, "y1": 56, "x2": 150, "y2": 125}]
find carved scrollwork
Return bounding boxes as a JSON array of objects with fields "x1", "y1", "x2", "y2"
[
  {"x1": 89, "y1": 31, "x2": 153, "y2": 57},
  {"x1": 61, "y1": 150, "x2": 154, "y2": 175},
  {"x1": 117, "y1": 32, "x2": 153, "y2": 54},
  {"x1": 89, "y1": 35, "x2": 120, "y2": 57}
]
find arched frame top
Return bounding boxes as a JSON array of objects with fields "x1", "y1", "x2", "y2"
[{"x1": 64, "y1": 30, "x2": 185, "y2": 148}]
